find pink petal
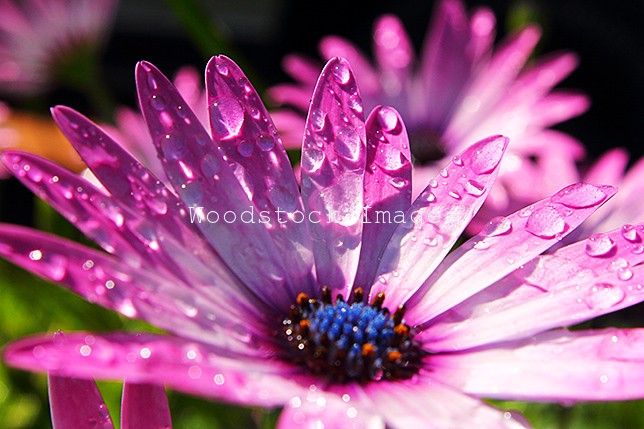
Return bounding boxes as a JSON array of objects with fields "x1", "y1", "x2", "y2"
[
  {"x1": 205, "y1": 55, "x2": 316, "y2": 299},
  {"x1": 48, "y1": 375, "x2": 114, "y2": 429},
  {"x1": 300, "y1": 57, "x2": 366, "y2": 297},
  {"x1": 529, "y1": 91, "x2": 591, "y2": 128},
  {"x1": 282, "y1": 54, "x2": 322, "y2": 86},
  {"x1": 583, "y1": 148, "x2": 629, "y2": 186},
  {"x1": 370, "y1": 135, "x2": 507, "y2": 310},
  {"x1": 277, "y1": 388, "x2": 383, "y2": 429},
  {"x1": 373, "y1": 15, "x2": 415, "y2": 100},
  {"x1": 0, "y1": 225, "x2": 267, "y2": 356},
  {"x1": 421, "y1": 0, "x2": 487, "y2": 130},
  {"x1": 422, "y1": 222, "x2": 644, "y2": 351},
  {"x1": 319, "y1": 36, "x2": 380, "y2": 95},
  {"x1": 5, "y1": 332, "x2": 305, "y2": 407},
  {"x1": 407, "y1": 183, "x2": 616, "y2": 326},
  {"x1": 270, "y1": 110, "x2": 307, "y2": 149},
  {"x1": 121, "y1": 383, "x2": 172, "y2": 429},
  {"x1": 365, "y1": 373, "x2": 529, "y2": 428},
  {"x1": 431, "y1": 328, "x2": 644, "y2": 402},
  {"x1": 135, "y1": 60, "x2": 305, "y2": 308},
  {"x1": 355, "y1": 106, "x2": 412, "y2": 293}
]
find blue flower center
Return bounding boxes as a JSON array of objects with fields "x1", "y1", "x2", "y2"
[{"x1": 281, "y1": 287, "x2": 422, "y2": 383}]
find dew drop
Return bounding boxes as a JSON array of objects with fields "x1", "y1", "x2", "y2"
[
  {"x1": 389, "y1": 177, "x2": 408, "y2": 188},
  {"x1": 334, "y1": 127, "x2": 362, "y2": 162},
  {"x1": 150, "y1": 95, "x2": 165, "y2": 111},
  {"x1": 257, "y1": 135, "x2": 275, "y2": 152},
  {"x1": 632, "y1": 244, "x2": 644, "y2": 255},
  {"x1": 377, "y1": 106, "x2": 399, "y2": 132},
  {"x1": 310, "y1": 110, "x2": 326, "y2": 132},
  {"x1": 583, "y1": 283, "x2": 625, "y2": 310},
  {"x1": 332, "y1": 62, "x2": 351, "y2": 84},
  {"x1": 621, "y1": 224, "x2": 640, "y2": 243},
  {"x1": 215, "y1": 62, "x2": 229, "y2": 76},
  {"x1": 551, "y1": 183, "x2": 607, "y2": 208},
  {"x1": 448, "y1": 190, "x2": 461, "y2": 200},
  {"x1": 617, "y1": 268, "x2": 634, "y2": 281},
  {"x1": 301, "y1": 148, "x2": 325, "y2": 173},
  {"x1": 464, "y1": 179, "x2": 485, "y2": 197},
  {"x1": 585, "y1": 234, "x2": 616, "y2": 257},
  {"x1": 210, "y1": 98, "x2": 244, "y2": 139},
  {"x1": 160, "y1": 134, "x2": 187, "y2": 161},
  {"x1": 230, "y1": 162, "x2": 254, "y2": 201},
  {"x1": 375, "y1": 144, "x2": 406, "y2": 172},
  {"x1": 420, "y1": 191, "x2": 436, "y2": 203},
  {"x1": 200, "y1": 154, "x2": 221, "y2": 178},
  {"x1": 470, "y1": 137, "x2": 504, "y2": 174},
  {"x1": 429, "y1": 179, "x2": 438, "y2": 188},
  {"x1": 452, "y1": 155, "x2": 463, "y2": 166},
  {"x1": 481, "y1": 216, "x2": 512, "y2": 237},
  {"x1": 439, "y1": 168, "x2": 449, "y2": 178},
  {"x1": 237, "y1": 140, "x2": 254, "y2": 157},
  {"x1": 525, "y1": 206, "x2": 565, "y2": 238}
]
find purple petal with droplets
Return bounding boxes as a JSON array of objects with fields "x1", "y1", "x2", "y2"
[
  {"x1": 430, "y1": 328, "x2": 644, "y2": 402},
  {"x1": 5, "y1": 332, "x2": 306, "y2": 408},
  {"x1": 370, "y1": 135, "x2": 507, "y2": 309},
  {"x1": 121, "y1": 383, "x2": 172, "y2": 429},
  {"x1": 407, "y1": 183, "x2": 616, "y2": 326},
  {"x1": 300, "y1": 57, "x2": 366, "y2": 297},
  {"x1": 354, "y1": 106, "x2": 412, "y2": 293},
  {"x1": 135, "y1": 60, "x2": 309, "y2": 308},
  {"x1": 48, "y1": 375, "x2": 114, "y2": 429},
  {"x1": 0, "y1": 224, "x2": 267, "y2": 356},
  {"x1": 205, "y1": 55, "x2": 315, "y2": 299}
]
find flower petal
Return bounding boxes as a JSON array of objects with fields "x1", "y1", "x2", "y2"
[
  {"x1": 422, "y1": 222, "x2": 644, "y2": 351},
  {"x1": 421, "y1": 0, "x2": 492, "y2": 130},
  {"x1": 277, "y1": 388, "x2": 383, "y2": 429},
  {"x1": 300, "y1": 57, "x2": 366, "y2": 297},
  {"x1": 365, "y1": 373, "x2": 529, "y2": 428},
  {"x1": 121, "y1": 383, "x2": 172, "y2": 429},
  {"x1": 48, "y1": 375, "x2": 114, "y2": 429},
  {"x1": 372, "y1": 15, "x2": 415, "y2": 102},
  {"x1": 407, "y1": 183, "x2": 616, "y2": 326},
  {"x1": 136, "y1": 60, "x2": 306, "y2": 308},
  {"x1": 355, "y1": 106, "x2": 412, "y2": 293},
  {"x1": 431, "y1": 328, "x2": 644, "y2": 402},
  {"x1": 5, "y1": 332, "x2": 305, "y2": 408},
  {"x1": 0, "y1": 224, "x2": 267, "y2": 356},
  {"x1": 370, "y1": 135, "x2": 507, "y2": 309},
  {"x1": 205, "y1": 55, "x2": 315, "y2": 295}
]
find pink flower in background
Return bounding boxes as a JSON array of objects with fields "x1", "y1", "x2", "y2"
[
  {"x1": 2, "y1": 56, "x2": 644, "y2": 428},
  {"x1": 48, "y1": 373, "x2": 171, "y2": 428},
  {"x1": 0, "y1": 0, "x2": 118, "y2": 95},
  {"x1": 269, "y1": 0, "x2": 588, "y2": 232}
]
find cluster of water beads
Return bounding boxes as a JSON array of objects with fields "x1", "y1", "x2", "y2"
[{"x1": 281, "y1": 286, "x2": 422, "y2": 384}]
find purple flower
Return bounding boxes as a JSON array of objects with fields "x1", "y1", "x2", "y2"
[
  {"x1": 2, "y1": 55, "x2": 644, "y2": 428},
  {"x1": 269, "y1": 0, "x2": 588, "y2": 231},
  {"x1": 0, "y1": 0, "x2": 118, "y2": 95},
  {"x1": 48, "y1": 371, "x2": 171, "y2": 428}
]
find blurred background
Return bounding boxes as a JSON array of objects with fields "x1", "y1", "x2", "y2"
[{"x1": 0, "y1": 0, "x2": 643, "y2": 427}]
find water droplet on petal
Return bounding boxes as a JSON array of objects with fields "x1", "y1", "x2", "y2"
[
  {"x1": 210, "y1": 98, "x2": 244, "y2": 139},
  {"x1": 230, "y1": 162, "x2": 254, "y2": 200},
  {"x1": 310, "y1": 110, "x2": 326, "y2": 132},
  {"x1": 584, "y1": 283, "x2": 625, "y2": 310},
  {"x1": 377, "y1": 106, "x2": 399, "y2": 132},
  {"x1": 452, "y1": 155, "x2": 463, "y2": 166},
  {"x1": 470, "y1": 137, "x2": 505, "y2": 174},
  {"x1": 150, "y1": 95, "x2": 165, "y2": 111},
  {"x1": 525, "y1": 206, "x2": 566, "y2": 238},
  {"x1": 481, "y1": 216, "x2": 512, "y2": 237},
  {"x1": 551, "y1": 183, "x2": 608, "y2": 208},
  {"x1": 375, "y1": 144, "x2": 406, "y2": 172},
  {"x1": 585, "y1": 234, "x2": 616, "y2": 257},
  {"x1": 200, "y1": 154, "x2": 221, "y2": 178},
  {"x1": 464, "y1": 179, "x2": 485, "y2": 197},
  {"x1": 215, "y1": 62, "x2": 229, "y2": 75},
  {"x1": 617, "y1": 268, "x2": 634, "y2": 281},
  {"x1": 335, "y1": 127, "x2": 362, "y2": 162},
  {"x1": 332, "y1": 62, "x2": 351, "y2": 84},
  {"x1": 632, "y1": 244, "x2": 644, "y2": 255},
  {"x1": 448, "y1": 190, "x2": 461, "y2": 199},
  {"x1": 237, "y1": 140, "x2": 254, "y2": 157},
  {"x1": 301, "y1": 148, "x2": 325, "y2": 172},
  {"x1": 439, "y1": 168, "x2": 449, "y2": 178},
  {"x1": 257, "y1": 135, "x2": 275, "y2": 152},
  {"x1": 389, "y1": 177, "x2": 407, "y2": 188},
  {"x1": 621, "y1": 224, "x2": 640, "y2": 242}
]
